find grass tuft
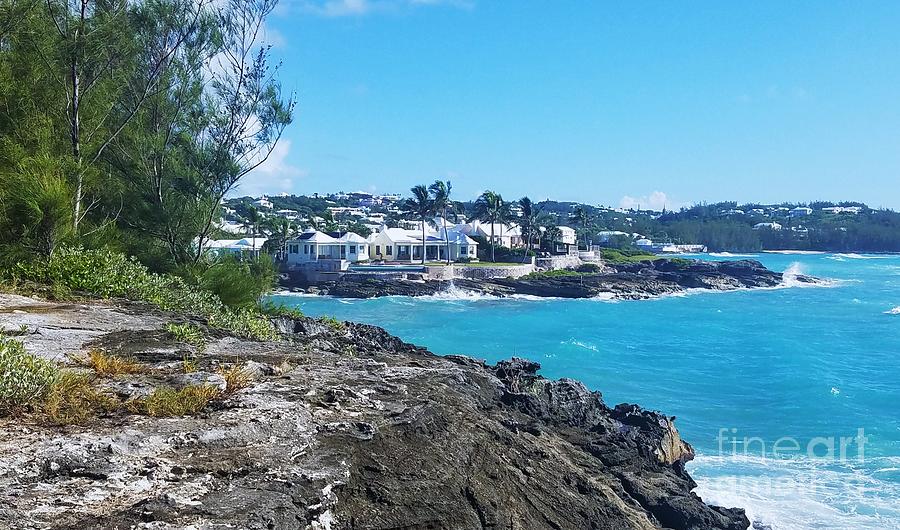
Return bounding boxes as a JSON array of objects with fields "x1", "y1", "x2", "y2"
[
  {"x1": 84, "y1": 349, "x2": 147, "y2": 376},
  {"x1": 41, "y1": 371, "x2": 119, "y2": 425},
  {"x1": 218, "y1": 364, "x2": 253, "y2": 394},
  {"x1": 319, "y1": 315, "x2": 344, "y2": 332},
  {"x1": 127, "y1": 384, "x2": 221, "y2": 417}
]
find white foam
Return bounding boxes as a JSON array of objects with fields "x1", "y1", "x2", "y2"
[
  {"x1": 690, "y1": 455, "x2": 900, "y2": 530},
  {"x1": 885, "y1": 306, "x2": 900, "y2": 315},
  {"x1": 710, "y1": 252, "x2": 759, "y2": 258},
  {"x1": 421, "y1": 286, "x2": 501, "y2": 301},
  {"x1": 561, "y1": 338, "x2": 599, "y2": 352},
  {"x1": 764, "y1": 250, "x2": 827, "y2": 255},
  {"x1": 833, "y1": 253, "x2": 891, "y2": 260}
]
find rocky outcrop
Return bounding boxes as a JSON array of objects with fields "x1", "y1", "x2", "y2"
[
  {"x1": 0, "y1": 295, "x2": 749, "y2": 530},
  {"x1": 305, "y1": 259, "x2": 816, "y2": 299}
]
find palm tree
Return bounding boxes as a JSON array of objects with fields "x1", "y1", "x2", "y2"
[
  {"x1": 518, "y1": 197, "x2": 543, "y2": 252},
  {"x1": 245, "y1": 206, "x2": 261, "y2": 256},
  {"x1": 570, "y1": 206, "x2": 592, "y2": 250},
  {"x1": 429, "y1": 180, "x2": 453, "y2": 264},
  {"x1": 473, "y1": 190, "x2": 512, "y2": 262},
  {"x1": 402, "y1": 185, "x2": 434, "y2": 264},
  {"x1": 542, "y1": 225, "x2": 562, "y2": 252}
]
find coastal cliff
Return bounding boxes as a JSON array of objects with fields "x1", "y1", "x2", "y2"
[
  {"x1": 0, "y1": 294, "x2": 749, "y2": 530},
  {"x1": 308, "y1": 258, "x2": 814, "y2": 299}
]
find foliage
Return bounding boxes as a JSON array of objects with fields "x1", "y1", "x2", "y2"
[
  {"x1": 40, "y1": 371, "x2": 119, "y2": 425},
  {"x1": 402, "y1": 185, "x2": 435, "y2": 264},
  {"x1": 0, "y1": 335, "x2": 58, "y2": 415},
  {"x1": 521, "y1": 269, "x2": 584, "y2": 279},
  {"x1": 84, "y1": 349, "x2": 147, "y2": 377},
  {"x1": 4, "y1": 247, "x2": 277, "y2": 340},
  {"x1": 319, "y1": 316, "x2": 345, "y2": 331},
  {"x1": 165, "y1": 323, "x2": 207, "y2": 350},
  {"x1": 259, "y1": 300, "x2": 304, "y2": 319},
  {"x1": 576, "y1": 263, "x2": 604, "y2": 273},
  {"x1": 128, "y1": 384, "x2": 221, "y2": 417},
  {"x1": 600, "y1": 248, "x2": 658, "y2": 264},
  {"x1": 218, "y1": 364, "x2": 252, "y2": 394},
  {"x1": 472, "y1": 191, "x2": 515, "y2": 262}
]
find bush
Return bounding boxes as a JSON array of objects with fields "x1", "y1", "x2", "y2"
[
  {"x1": 166, "y1": 323, "x2": 207, "y2": 349},
  {"x1": 3, "y1": 248, "x2": 277, "y2": 341},
  {"x1": 0, "y1": 335, "x2": 57, "y2": 415},
  {"x1": 180, "y1": 254, "x2": 277, "y2": 309},
  {"x1": 218, "y1": 364, "x2": 252, "y2": 394},
  {"x1": 128, "y1": 384, "x2": 221, "y2": 417},
  {"x1": 576, "y1": 263, "x2": 603, "y2": 273}
]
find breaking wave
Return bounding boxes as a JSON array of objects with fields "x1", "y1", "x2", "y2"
[
  {"x1": 885, "y1": 306, "x2": 900, "y2": 315},
  {"x1": 690, "y1": 454, "x2": 900, "y2": 530}
]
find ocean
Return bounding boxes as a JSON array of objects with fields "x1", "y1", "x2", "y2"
[{"x1": 268, "y1": 253, "x2": 900, "y2": 530}]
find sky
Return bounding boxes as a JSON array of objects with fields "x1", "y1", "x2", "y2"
[{"x1": 242, "y1": 0, "x2": 900, "y2": 210}]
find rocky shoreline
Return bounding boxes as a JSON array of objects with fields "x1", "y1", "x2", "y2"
[
  {"x1": 299, "y1": 259, "x2": 817, "y2": 299},
  {"x1": 0, "y1": 293, "x2": 750, "y2": 530}
]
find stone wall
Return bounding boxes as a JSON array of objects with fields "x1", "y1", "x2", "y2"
[
  {"x1": 535, "y1": 255, "x2": 583, "y2": 271},
  {"x1": 454, "y1": 263, "x2": 535, "y2": 280},
  {"x1": 425, "y1": 265, "x2": 456, "y2": 280}
]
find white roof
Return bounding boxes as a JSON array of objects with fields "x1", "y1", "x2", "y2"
[
  {"x1": 203, "y1": 238, "x2": 267, "y2": 250},
  {"x1": 338, "y1": 232, "x2": 368, "y2": 243},
  {"x1": 306, "y1": 231, "x2": 340, "y2": 244}
]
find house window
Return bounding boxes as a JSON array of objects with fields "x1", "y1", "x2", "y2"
[
  {"x1": 304, "y1": 244, "x2": 309, "y2": 254},
  {"x1": 349, "y1": 245, "x2": 356, "y2": 254},
  {"x1": 376, "y1": 245, "x2": 381, "y2": 255},
  {"x1": 386, "y1": 246, "x2": 392, "y2": 256},
  {"x1": 459, "y1": 246, "x2": 466, "y2": 256}
]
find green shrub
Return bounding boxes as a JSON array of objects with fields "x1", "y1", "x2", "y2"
[
  {"x1": 3, "y1": 248, "x2": 277, "y2": 341},
  {"x1": 521, "y1": 269, "x2": 583, "y2": 280},
  {"x1": 576, "y1": 263, "x2": 604, "y2": 273},
  {"x1": 128, "y1": 385, "x2": 221, "y2": 417},
  {"x1": 0, "y1": 335, "x2": 58, "y2": 415},
  {"x1": 259, "y1": 300, "x2": 304, "y2": 319},
  {"x1": 179, "y1": 254, "x2": 276, "y2": 309},
  {"x1": 165, "y1": 323, "x2": 207, "y2": 349}
]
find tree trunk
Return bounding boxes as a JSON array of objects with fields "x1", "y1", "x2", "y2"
[
  {"x1": 490, "y1": 224, "x2": 495, "y2": 262},
  {"x1": 421, "y1": 219, "x2": 426, "y2": 265},
  {"x1": 442, "y1": 211, "x2": 450, "y2": 264}
]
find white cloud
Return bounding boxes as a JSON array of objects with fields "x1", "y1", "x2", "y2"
[
  {"x1": 619, "y1": 191, "x2": 678, "y2": 212},
  {"x1": 236, "y1": 140, "x2": 307, "y2": 197},
  {"x1": 289, "y1": 0, "x2": 472, "y2": 17}
]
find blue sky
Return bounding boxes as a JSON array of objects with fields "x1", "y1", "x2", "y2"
[{"x1": 244, "y1": 0, "x2": 900, "y2": 209}]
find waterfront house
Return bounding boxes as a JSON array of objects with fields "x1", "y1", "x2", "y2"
[
  {"x1": 285, "y1": 229, "x2": 370, "y2": 266},
  {"x1": 368, "y1": 225, "x2": 478, "y2": 262},
  {"x1": 456, "y1": 220, "x2": 524, "y2": 248},
  {"x1": 202, "y1": 238, "x2": 268, "y2": 258}
]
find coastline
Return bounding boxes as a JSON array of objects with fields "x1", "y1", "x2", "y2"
[
  {"x1": 0, "y1": 293, "x2": 751, "y2": 529},
  {"x1": 282, "y1": 259, "x2": 821, "y2": 301}
]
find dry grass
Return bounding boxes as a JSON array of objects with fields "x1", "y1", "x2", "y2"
[
  {"x1": 127, "y1": 384, "x2": 221, "y2": 417},
  {"x1": 218, "y1": 364, "x2": 252, "y2": 394},
  {"x1": 41, "y1": 371, "x2": 119, "y2": 425},
  {"x1": 84, "y1": 349, "x2": 147, "y2": 376}
]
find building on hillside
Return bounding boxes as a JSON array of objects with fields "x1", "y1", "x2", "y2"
[
  {"x1": 253, "y1": 196, "x2": 273, "y2": 209},
  {"x1": 456, "y1": 220, "x2": 524, "y2": 248},
  {"x1": 202, "y1": 237, "x2": 268, "y2": 258},
  {"x1": 790, "y1": 207, "x2": 813, "y2": 217},
  {"x1": 557, "y1": 226, "x2": 577, "y2": 245},
  {"x1": 284, "y1": 230, "x2": 370, "y2": 267},
  {"x1": 368, "y1": 226, "x2": 478, "y2": 262},
  {"x1": 753, "y1": 222, "x2": 783, "y2": 230}
]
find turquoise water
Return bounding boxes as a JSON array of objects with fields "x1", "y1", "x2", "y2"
[{"x1": 269, "y1": 253, "x2": 900, "y2": 530}]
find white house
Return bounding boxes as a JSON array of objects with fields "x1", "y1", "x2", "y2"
[
  {"x1": 557, "y1": 226, "x2": 577, "y2": 245},
  {"x1": 253, "y1": 196, "x2": 273, "y2": 209},
  {"x1": 790, "y1": 207, "x2": 813, "y2": 217},
  {"x1": 285, "y1": 230, "x2": 370, "y2": 266},
  {"x1": 753, "y1": 222, "x2": 783, "y2": 230},
  {"x1": 456, "y1": 220, "x2": 524, "y2": 248},
  {"x1": 368, "y1": 226, "x2": 477, "y2": 262},
  {"x1": 203, "y1": 237, "x2": 268, "y2": 258}
]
